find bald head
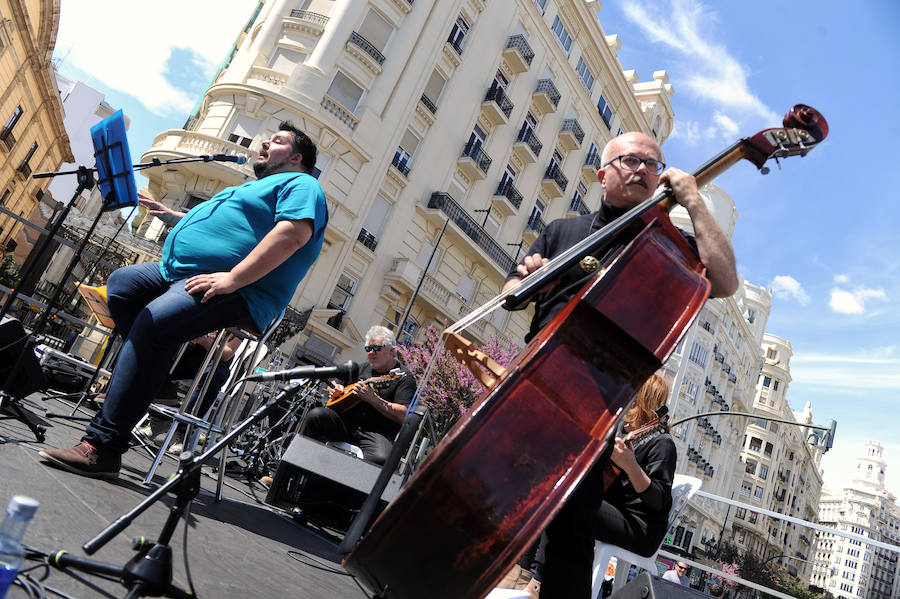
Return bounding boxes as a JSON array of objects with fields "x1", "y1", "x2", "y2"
[
  {"x1": 600, "y1": 131, "x2": 662, "y2": 166},
  {"x1": 598, "y1": 131, "x2": 665, "y2": 209}
]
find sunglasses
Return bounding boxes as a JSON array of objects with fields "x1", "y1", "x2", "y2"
[{"x1": 365, "y1": 344, "x2": 387, "y2": 352}]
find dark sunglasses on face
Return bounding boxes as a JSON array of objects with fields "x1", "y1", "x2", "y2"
[{"x1": 365, "y1": 344, "x2": 386, "y2": 352}]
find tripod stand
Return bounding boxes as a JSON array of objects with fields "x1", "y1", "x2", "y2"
[{"x1": 46, "y1": 380, "x2": 307, "y2": 598}]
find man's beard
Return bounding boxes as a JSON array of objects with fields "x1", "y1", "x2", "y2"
[{"x1": 253, "y1": 160, "x2": 272, "y2": 178}]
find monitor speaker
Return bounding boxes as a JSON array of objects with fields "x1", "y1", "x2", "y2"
[{"x1": 0, "y1": 317, "x2": 47, "y2": 397}]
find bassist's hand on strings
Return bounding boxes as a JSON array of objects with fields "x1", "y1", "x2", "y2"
[{"x1": 501, "y1": 253, "x2": 552, "y2": 294}]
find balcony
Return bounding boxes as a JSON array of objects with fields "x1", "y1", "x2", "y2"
[
  {"x1": 457, "y1": 140, "x2": 492, "y2": 181},
  {"x1": 532, "y1": 79, "x2": 560, "y2": 116},
  {"x1": 503, "y1": 34, "x2": 534, "y2": 73},
  {"x1": 541, "y1": 163, "x2": 568, "y2": 198},
  {"x1": 512, "y1": 127, "x2": 542, "y2": 165},
  {"x1": 558, "y1": 118, "x2": 585, "y2": 151},
  {"x1": 481, "y1": 85, "x2": 514, "y2": 126},
  {"x1": 567, "y1": 196, "x2": 590, "y2": 217},
  {"x1": 391, "y1": 152, "x2": 410, "y2": 177},
  {"x1": 357, "y1": 228, "x2": 378, "y2": 252},
  {"x1": 384, "y1": 258, "x2": 422, "y2": 295},
  {"x1": 493, "y1": 180, "x2": 523, "y2": 217},
  {"x1": 582, "y1": 152, "x2": 601, "y2": 180},
  {"x1": 142, "y1": 130, "x2": 255, "y2": 184},
  {"x1": 321, "y1": 95, "x2": 359, "y2": 130},
  {"x1": 426, "y1": 192, "x2": 516, "y2": 273},
  {"x1": 347, "y1": 31, "x2": 385, "y2": 73},
  {"x1": 523, "y1": 213, "x2": 546, "y2": 246},
  {"x1": 288, "y1": 9, "x2": 329, "y2": 35},
  {"x1": 420, "y1": 93, "x2": 438, "y2": 115}
]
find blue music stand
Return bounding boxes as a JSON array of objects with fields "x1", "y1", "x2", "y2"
[{"x1": 90, "y1": 109, "x2": 138, "y2": 211}]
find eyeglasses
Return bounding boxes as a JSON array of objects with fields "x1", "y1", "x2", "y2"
[
  {"x1": 676, "y1": 565, "x2": 687, "y2": 571},
  {"x1": 603, "y1": 154, "x2": 666, "y2": 175},
  {"x1": 365, "y1": 344, "x2": 388, "y2": 353}
]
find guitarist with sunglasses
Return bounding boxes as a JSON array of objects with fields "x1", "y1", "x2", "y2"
[{"x1": 303, "y1": 325, "x2": 416, "y2": 465}]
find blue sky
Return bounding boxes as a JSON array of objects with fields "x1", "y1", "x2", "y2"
[{"x1": 54, "y1": 1, "x2": 900, "y2": 494}]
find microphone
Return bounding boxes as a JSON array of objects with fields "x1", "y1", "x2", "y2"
[
  {"x1": 206, "y1": 153, "x2": 248, "y2": 165},
  {"x1": 245, "y1": 360, "x2": 359, "y2": 384}
]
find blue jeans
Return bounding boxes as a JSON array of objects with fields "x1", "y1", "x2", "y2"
[{"x1": 85, "y1": 262, "x2": 254, "y2": 453}]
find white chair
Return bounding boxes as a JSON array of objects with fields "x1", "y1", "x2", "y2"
[
  {"x1": 589, "y1": 473, "x2": 702, "y2": 597},
  {"x1": 484, "y1": 590, "x2": 530, "y2": 599}
]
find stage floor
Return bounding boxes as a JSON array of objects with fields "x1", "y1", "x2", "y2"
[{"x1": 0, "y1": 393, "x2": 369, "y2": 598}]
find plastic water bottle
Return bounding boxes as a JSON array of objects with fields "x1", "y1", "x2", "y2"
[{"x1": 0, "y1": 496, "x2": 39, "y2": 599}]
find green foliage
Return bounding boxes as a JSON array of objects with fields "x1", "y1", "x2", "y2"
[
  {"x1": 777, "y1": 574, "x2": 825, "y2": 599},
  {"x1": 0, "y1": 253, "x2": 19, "y2": 288}
]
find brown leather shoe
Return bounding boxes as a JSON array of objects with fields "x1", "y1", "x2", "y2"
[{"x1": 39, "y1": 441, "x2": 121, "y2": 479}]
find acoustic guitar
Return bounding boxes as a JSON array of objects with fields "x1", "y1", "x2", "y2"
[{"x1": 325, "y1": 373, "x2": 402, "y2": 413}]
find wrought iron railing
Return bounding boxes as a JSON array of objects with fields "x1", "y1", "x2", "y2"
[
  {"x1": 484, "y1": 85, "x2": 514, "y2": 118},
  {"x1": 516, "y1": 127, "x2": 543, "y2": 157},
  {"x1": 495, "y1": 180, "x2": 523, "y2": 210},
  {"x1": 544, "y1": 163, "x2": 568, "y2": 192},
  {"x1": 526, "y1": 213, "x2": 546, "y2": 234},
  {"x1": 505, "y1": 34, "x2": 534, "y2": 66},
  {"x1": 348, "y1": 31, "x2": 385, "y2": 65},
  {"x1": 420, "y1": 93, "x2": 438, "y2": 114},
  {"x1": 534, "y1": 78, "x2": 561, "y2": 108},
  {"x1": 391, "y1": 153, "x2": 410, "y2": 176},
  {"x1": 427, "y1": 192, "x2": 515, "y2": 272},
  {"x1": 357, "y1": 228, "x2": 378, "y2": 251},
  {"x1": 290, "y1": 10, "x2": 329, "y2": 25},
  {"x1": 568, "y1": 196, "x2": 590, "y2": 216},
  {"x1": 561, "y1": 118, "x2": 585, "y2": 144},
  {"x1": 460, "y1": 141, "x2": 492, "y2": 175}
]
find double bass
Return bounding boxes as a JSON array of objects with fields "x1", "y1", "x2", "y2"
[{"x1": 343, "y1": 106, "x2": 828, "y2": 598}]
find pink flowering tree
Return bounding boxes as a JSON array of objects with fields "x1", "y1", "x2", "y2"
[{"x1": 397, "y1": 325, "x2": 521, "y2": 438}]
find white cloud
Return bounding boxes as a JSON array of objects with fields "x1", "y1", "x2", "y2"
[
  {"x1": 622, "y1": 0, "x2": 779, "y2": 135},
  {"x1": 770, "y1": 275, "x2": 810, "y2": 305},
  {"x1": 834, "y1": 273, "x2": 850, "y2": 284},
  {"x1": 791, "y1": 347, "x2": 900, "y2": 391},
  {"x1": 829, "y1": 286, "x2": 888, "y2": 314},
  {"x1": 55, "y1": 1, "x2": 252, "y2": 116}
]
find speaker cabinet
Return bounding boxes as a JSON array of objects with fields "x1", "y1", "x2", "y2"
[
  {"x1": 0, "y1": 318, "x2": 46, "y2": 397},
  {"x1": 265, "y1": 435, "x2": 403, "y2": 531}
]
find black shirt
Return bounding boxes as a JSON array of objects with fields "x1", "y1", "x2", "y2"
[
  {"x1": 342, "y1": 361, "x2": 417, "y2": 439},
  {"x1": 508, "y1": 202, "x2": 697, "y2": 342}
]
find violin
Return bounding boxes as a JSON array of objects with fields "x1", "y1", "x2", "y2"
[{"x1": 343, "y1": 105, "x2": 828, "y2": 599}]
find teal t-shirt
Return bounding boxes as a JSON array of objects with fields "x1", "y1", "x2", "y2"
[{"x1": 159, "y1": 172, "x2": 328, "y2": 330}]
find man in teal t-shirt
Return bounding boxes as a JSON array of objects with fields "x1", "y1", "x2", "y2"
[{"x1": 41, "y1": 121, "x2": 328, "y2": 478}]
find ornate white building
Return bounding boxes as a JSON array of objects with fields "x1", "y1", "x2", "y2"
[
  {"x1": 137, "y1": 0, "x2": 674, "y2": 364},
  {"x1": 813, "y1": 442, "x2": 900, "y2": 598}
]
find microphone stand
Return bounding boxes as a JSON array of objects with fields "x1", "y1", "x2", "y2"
[{"x1": 48, "y1": 379, "x2": 305, "y2": 599}]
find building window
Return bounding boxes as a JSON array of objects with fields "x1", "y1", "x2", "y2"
[
  {"x1": 551, "y1": 15, "x2": 572, "y2": 54},
  {"x1": 392, "y1": 129, "x2": 420, "y2": 176},
  {"x1": 769, "y1": 421, "x2": 778, "y2": 433},
  {"x1": 423, "y1": 69, "x2": 446, "y2": 109},
  {"x1": 328, "y1": 273, "x2": 357, "y2": 311},
  {"x1": 268, "y1": 47, "x2": 307, "y2": 72},
  {"x1": 227, "y1": 134, "x2": 252, "y2": 148},
  {"x1": 753, "y1": 486, "x2": 764, "y2": 501},
  {"x1": 575, "y1": 57, "x2": 594, "y2": 92},
  {"x1": 447, "y1": 14, "x2": 470, "y2": 54},
  {"x1": 0, "y1": 105, "x2": 23, "y2": 149},
  {"x1": 326, "y1": 71, "x2": 365, "y2": 112},
  {"x1": 735, "y1": 507, "x2": 746, "y2": 519},
  {"x1": 17, "y1": 142, "x2": 38, "y2": 178},
  {"x1": 748, "y1": 511, "x2": 758, "y2": 524},
  {"x1": 688, "y1": 342, "x2": 708, "y2": 368},
  {"x1": 456, "y1": 273, "x2": 476, "y2": 305},
  {"x1": 357, "y1": 8, "x2": 394, "y2": 55},
  {"x1": 764, "y1": 442, "x2": 773, "y2": 458},
  {"x1": 767, "y1": 347, "x2": 777, "y2": 360},
  {"x1": 740, "y1": 481, "x2": 752, "y2": 496},
  {"x1": 759, "y1": 464, "x2": 769, "y2": 480},
  {"x1": 745, "y1": 459, "x2": 757, "y2": 474},
  {"x1": 763, "y1": 375, "x2": 772, "y2": 387},
  {"x1": 597, "y1": 94, "x2": 614, "y2": 128},
  {"x1": 533, "y1": 0, "x2": 547, "y2": 13},
  {"x1": 749, "y1": 437, "x2": 762, "y2": 452},
  {"x1": 773, "y1": 380, "x2": 780, "y2": 391},
  {"x1": 358, "y1": 194, "x2": 391, "y2": 251}
]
